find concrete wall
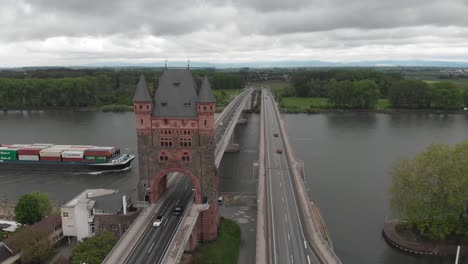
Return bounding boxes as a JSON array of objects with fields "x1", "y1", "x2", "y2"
[
  {"x1": 74, "y1": 200, "x2": 91, "y2": 241},
  {"x1": 61, "y1": 207, "x2": 76, "y2": 237}
]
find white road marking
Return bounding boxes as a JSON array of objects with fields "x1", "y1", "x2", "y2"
[
  {"x1": 284, "y1": 214, "x2": 288, "y2": 223},
  {"x1": 147, "y1": 242, "x2": 155, "y2": 254},
  {"x1": 282, "y1": 197, "x2": 284, "y2": 204},
  {"x1": 280, "y1": 182, "x2": 282, "y2": 188},
  {"x1": 304, "y1": 240, "x2": 307, "y2": 249},
  {"x1": 175, "y1": 199, "x2": 179, "y2": 204},
  {"x1": 307, "y1": 255, "x2": 311, "y2": 264},
  {"x1": 290, "y1": 254, "x2": 294, "y2": 263},
  {"x1": 288, "y1": 233, "x2": 290, "y2": 241}
]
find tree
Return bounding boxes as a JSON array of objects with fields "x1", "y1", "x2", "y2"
[
  {"x1": 390, "y1": 141, "x2": 468, "y2": 240},
  {"x1": 327, "y1": 79, "x2": 380, "y2": 109},
  {"x1": 6, "y1": 227, "x2": 52, "y2": 264},
  {"x1": 15, "y1": 192, "x2": 52, "y2": 225},
  {"x1": 429, "y1": 81, "x2": 463, "y2": 110},
  {"x1": 71, "y1": 232, "x2": 118, "y2": 264},
  {"x1": 388, "y1": 80, "x2": 431, "y2": 109}
]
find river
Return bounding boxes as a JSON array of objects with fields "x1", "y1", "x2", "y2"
[{"x1": 0, "y1": 110, "x2": 466, "y2": 263}]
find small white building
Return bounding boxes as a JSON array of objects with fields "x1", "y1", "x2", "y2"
[{"x1": 61, "y1": 189, "x2": 130, "y2": 242}]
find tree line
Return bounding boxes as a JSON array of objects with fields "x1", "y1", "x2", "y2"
[
  {"x1": 0, "y1": 68, "x2": 245, "y2": 109},
  {"x1": 287, "y1": 69, "x2": 468, "y2": 110}
]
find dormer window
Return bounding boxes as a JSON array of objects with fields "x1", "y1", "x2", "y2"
[
  {"x1": 184, "y1": 102, "x2": 191, "y2": 107},
  {"x1": 161, "y1": 99, "x2": 167, "y2": 106},
  {"x1": 173, "y1": 82, "x2": 181, "y2": 87}
]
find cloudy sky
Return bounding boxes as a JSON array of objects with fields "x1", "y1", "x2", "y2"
[{"x1": 2, "y1": 0, "x2": 468, "y2": 66}]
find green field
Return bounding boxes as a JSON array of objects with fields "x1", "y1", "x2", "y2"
[
  {"x1": 194, "y1": 218, "x2": 241, "y2": 264},
  {"x1": 214, "y1": 89, "x2": 241, "y2": 108}
]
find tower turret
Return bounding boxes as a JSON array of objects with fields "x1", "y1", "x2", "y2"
[
  {"x1": 133, "y1": 74, "x2": 153, "y2": 131},
  {"x1": 197, "y1": 76, "x2": 216, "y2": 134}
]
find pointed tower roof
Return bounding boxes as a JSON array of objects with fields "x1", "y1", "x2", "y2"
[
  {"x1": 197, "y1": 76, "x2": 216, "y2": 103},
  {"x1": 133, "y1": 74, "x2": 152, "y2": 102}
]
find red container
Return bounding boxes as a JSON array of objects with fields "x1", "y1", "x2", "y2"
[
  {"x1": 40, "y1": 156, "x2": 62, "y2": 161},
  {"x1": 18, "y1": 148, "x2": 43, "y2": 155},
  {"x1": 62, "y1": 158, "x2": 85, "y2": 162}
]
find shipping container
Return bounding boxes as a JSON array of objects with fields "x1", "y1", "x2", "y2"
[
  {"x1": 18, "y1": 155, "x2": 40, "y2": 161},
  {"x1": 39, "y1": 148, "x2": 63, "y2": 157},
  {"x1": 32, "y1": 143, "x2": 53, "y2": 147},
  {"x1": 62, "y1": 157, "x2": 84, "y2": 162},
  {"x1": 61, "y1": 150, "x2": 84, "y2": 158},
  {"x1": 69, "y1": 145, "x2": 94, "y2": 149},
  {"x1": 84, "y1": 156, "x2": 108, "y2": 163},
  {"x1": 0, "y1": 155, "x2": 17, "y2": 160},
  {"x1": 84, "y1": 147, "x2": 114, "y2": 157},
  {"x1": 48, "y1": 145, "x2": 71, "y2": 149},
  {"x1": 10, "y1": 144, "x2": 31, "y2": 148},
  {"x1": 39, "y1": 156, "x2": 61, "y2": 161},
  {"x1": 18, "y1": 147, "x2": 48, "y2": 156}
]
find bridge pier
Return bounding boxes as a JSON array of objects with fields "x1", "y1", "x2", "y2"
[{"x1": 225, "y1": 134, "x2": 240, "y2": 153}]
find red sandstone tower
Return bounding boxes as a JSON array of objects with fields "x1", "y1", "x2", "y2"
[{"x1": 133, "y1": 69, "x2": 219, "y2": 241}]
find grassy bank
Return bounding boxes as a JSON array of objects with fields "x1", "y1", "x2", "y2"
[
  {"x1": 281, "y1": 97, "x2": 391, "y2": 112},
  {"x1": 193, "y1": 218, "x2": 241, "y2": 264}
]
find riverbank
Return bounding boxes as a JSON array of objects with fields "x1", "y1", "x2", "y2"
[{"x1": 383, "y1": 219, "x2": 468, "y2": 256}]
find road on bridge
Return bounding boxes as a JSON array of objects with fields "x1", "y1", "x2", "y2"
[
  {"x1": 126, "y1": 175, "x2": 194, "y2": 264},
  {"x1": 263, "y1": 89, "x2": 320, "y2": 264}
]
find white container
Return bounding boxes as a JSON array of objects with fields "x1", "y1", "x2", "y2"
[
  {"x1": 39, "y1": 149, "x2": 63, "y2": 157},
  {"x1": 61, "y1": 150, "x2": 84, "y2": 158},
  {"x1": 18, "y1": 155, "x2": 40, "y2": 161},
  {"x1": 33, "y1": 143, "x2": 53, "y2": 147},
  {"x1": 11, "y1": 144, "x2": 31, "y2": 148}
]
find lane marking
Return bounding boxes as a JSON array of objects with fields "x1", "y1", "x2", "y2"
[
  {"x1": 284, "y1": 214, "x2": 287, "y2": 223},
  {"x1": 282, "y1": 197, "x2": 284, "y2": 204},
  {"x1": 280, "y1": 182, "x2": 282, "y2": 188},
  {"x1": 147, "y1": 242, "x2": 155, "y2": 254},
  {"x1": 304, "y1": 240, "x2": 307, "y2": 249},
  {"x1": 175, "y1": 199, "x2": 179, "y2": 204},
  {"x1": 290, "y1": 254, "x2": 294, "y2": 264},
  {"x1": 288, "y1": 233, "x2": 290, "y2": 241},
  {"x1": 307, "y1": 255, "x2": 311, "y2": 264}
]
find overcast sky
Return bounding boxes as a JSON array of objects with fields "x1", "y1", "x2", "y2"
[{"x1": 2, "y1": 0, "x2": 468, "y2": 66}]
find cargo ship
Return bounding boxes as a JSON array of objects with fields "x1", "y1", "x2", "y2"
[{"x1": 0, "y1": 144, "x2": 135, "y2": 172}]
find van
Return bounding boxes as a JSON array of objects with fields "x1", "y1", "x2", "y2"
[{"x1": 218, "y1": 196, "x2": 224, "y2": 205}]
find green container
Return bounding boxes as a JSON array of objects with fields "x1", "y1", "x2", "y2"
[
  {"x1": 0, "y1": 154, "x2": 17, "y2": 160},
  {"x1": 85, "y1": 156, "x2": 108, "y2": 163},
  {"x1": 0, "y1": 149, "x2": 17, "y2": 155}
]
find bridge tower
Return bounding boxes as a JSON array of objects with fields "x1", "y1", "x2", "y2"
[{"x1": 133, "y1": 70, "x2": 219, "y2": 241}]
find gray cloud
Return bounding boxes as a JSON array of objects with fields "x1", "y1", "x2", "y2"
[{"x1": 1, "y1": 0, "x2": 468, "y2": 66}]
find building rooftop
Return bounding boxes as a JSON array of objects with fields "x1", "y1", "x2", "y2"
[
  {"x1": 64, "y1": 189, "x2": 118, "y2": 208},
  {"x1": 198, "y1": 76, "x2": 216, "y2": 103},
  {"x1": 153, "y1": 69, "x2": 199, "y2": 118},
  {"x1": 133, "y1": 74, "x2": 152, "y2": 102},
  {"x1": 93, "y1": 191, "x2": 129, "y2": 214}
]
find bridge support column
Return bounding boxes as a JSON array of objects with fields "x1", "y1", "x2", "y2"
[
  {"x1": 199, "y1": 202, "x2": 219, "y2": 241},
  {"x1": 225, "y1": 134, "x2": 240, "y2": 153},
  {"x1": 186, "y1": 230, "x2": 199, "y2": 252},
  {"x1": 237, "y1": 112, "x2": 247, "y2": 125}
]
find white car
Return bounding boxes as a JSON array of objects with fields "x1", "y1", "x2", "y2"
[
  {"x1": 153, "y1": 216, "x2": 164, "y2": 227},
  {"x1": 219, "y1": 122, "x2": 224, "y2": 126}
]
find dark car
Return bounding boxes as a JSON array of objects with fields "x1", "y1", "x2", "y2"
[
  {"x1": 276, "y1": 149, "x2": 283, "y2": 154},
  {"x1": 173, "y1": 205, "x2": 184, "y2": 216},
  {"x1": 273, "y1": 133, "x2": 279, "y2": 137}
]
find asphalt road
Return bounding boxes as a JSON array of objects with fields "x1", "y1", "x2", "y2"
[
  {"x1": 126, "y1": 175, "x2": 194, "y2": 264},
  {"x1": 263, "y1": 89, "x2": 320, "y2": 264}
]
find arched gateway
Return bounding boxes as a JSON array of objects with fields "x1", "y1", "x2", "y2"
[{"x1": 133, "y1": 69, "x2": 219, "y2": 241}]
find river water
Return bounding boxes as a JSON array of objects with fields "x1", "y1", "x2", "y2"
[{"x1": 0, "y1": 110, "x2": 466, "y2": 263}]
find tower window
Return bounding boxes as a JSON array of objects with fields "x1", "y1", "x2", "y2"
[
  {"x1": 181, "y1": 151, "x2": 191, "y2": 162},
  {"x1": 204, "y1": 106, "x2": 207, "y2": 110},
  {"x1": 160, "y1": 137, "x2": 173, "y2": 147},
  {"x1": 179, "y1": 137, "x2": 192, "y2": 147},
  {"x1": 159, "y1": 151, "x2": 169, "y2": 162},
  {"x1": 139, "y1": 105, "x2": 142, "y2": 109},
  {"x1": 146, "y1": 105, "x2": 149, "y2": 109},
  {"x1": 140, "y1": 119, "x2": 143, "y2": 125},
  {"x1": 204, "y1": 120, "x2": 207, "y2": 126}
]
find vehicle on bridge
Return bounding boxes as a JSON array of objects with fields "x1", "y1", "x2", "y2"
[
  {"x1": 276, "y1": 149, "x2": 283, "y2": 154},
  {"x1": 153, "y1": 216, "x2": 164, "y2": 227},
  {"x1": 173, "y1": 205, "x2": 184, "y2": 216},
  {"x1": 274, "y1": 133, "x2": 279, "y2": 137}
]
